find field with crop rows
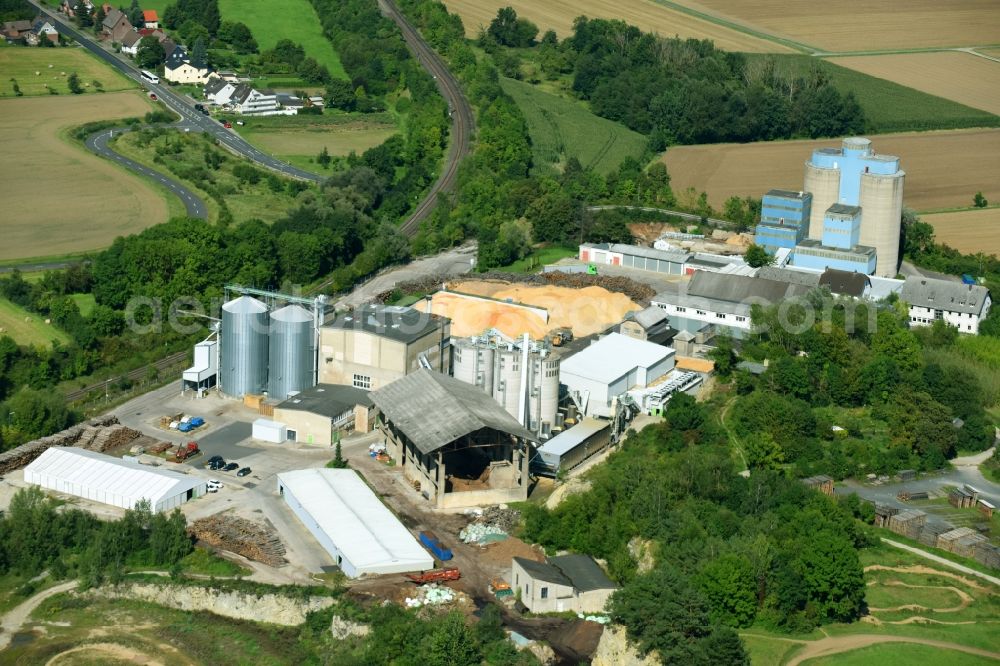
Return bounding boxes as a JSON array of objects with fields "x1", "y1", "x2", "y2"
[
  {"x1": 669, "y1": 0, "x2": 1000, "y2": 52},
  {"x1": 661, "y1": 129, "x2": 1000, "y2": 213},
  {"x1": 0, "y1": 92, "x2": 167, "y2": 261},
  {"x1": 923, "y1": 209, "x2": 1000, "y2": 257},
  {"x1": 218, "y1": 0, "x2": 347, "y2": 79},
  {"x1": 756, "y1": 55, "x2": 1000, "y2": 134},
  {"x1": 0, "y1": 46, "x2": 134, "y2": 97},
  {"x1": 832, "y1": 52, "x2": 1000, "y2": 116},
  {"x1": 499, "y1": 77, "x2": 648, "y2": 174},
  {"x1": 441, "y1": 0, "x2": 787, "y2": 52}
]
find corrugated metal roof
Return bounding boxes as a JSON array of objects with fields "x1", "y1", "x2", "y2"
[
  {"x1": 550, "y1": 554, "x2": 617, "y2": 592},
  {"x1": 609, "y1": 243, "x2": 690, "y2": 263},
  {"x1": 538, "y1": 418, "x2": 609, "y2": 457},
  {"x1": 370, "y1": 370, "x2": 537, "y2": 455},
  {"x1": 24, "y1": 447, "x2": 203, "y2": 509},
  {"x1": 560, "y1": 333, "x2": 674, "y2": 385},
  {"x1": 277, "y1": 469, "x2": 432, "y2": 572}
]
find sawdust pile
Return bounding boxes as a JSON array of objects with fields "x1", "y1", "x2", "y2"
[{"x1": 432, "y1": 282, "x2": 640, "y2": 338}]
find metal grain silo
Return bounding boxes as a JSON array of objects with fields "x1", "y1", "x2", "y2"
[
  {"x1": 268, "y1": 304, "x2": 315, "y2": 400},
  {"x1": 536, "y1": 354, "x2": 560, "y2": 437},
  {"x1": 220, "y1": 295, "x2": 269, "y2": 398}
]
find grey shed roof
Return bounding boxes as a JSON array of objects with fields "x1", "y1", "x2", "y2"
[
  {"x1": 608, "y1": 243, "x2": 690, "y2": 263},
  {"x1": 765, "y1": 189, "x2": 810, "y2": 200},
  {"x1": 370, "y1": 370, "x2": 538, "y2": 454},
  {"x1": 513, "y1": 557, "x2": 572, "y2": 587},
  {"x1": 688, "y1": 271, "x2": 810, "y2": 304},
  {"x1": 276, "y1": 383, "x2": 372, "y2": 419},
  {"x1": 819, "y1": 269, "x2": 869, "y2": 297},
  {"x1": 901, "y1": 276, "x2": 990, "y2": 316},
  {"x1": 103, "y1": 8, "x2": 125, "y2": 28},
  {"x1": 326, "y1": 304, "x2": 448, "y2": 345},
  {"x1": 827, "y1": 203, "x2": 862, "y2": 217},
  {"x1": 205, "y1": 76, "x2": 229, "y2": 95},
  {"x1": 631, "y1": 305, "x2": 668, "y2": 329},
  {"x1": 756, "y1": 266, "x2": 821, "y2": 288},
  {"x1": 550, "y1": 554, "x2": 617, "y2": 592}
]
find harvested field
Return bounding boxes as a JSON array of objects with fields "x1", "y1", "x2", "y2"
[
  {"x1": 433, "y1": 281, "x2": 639, "y2": 338},
  {"x1": 244, "y1": 122, "x2": 396, "y2": 157},
  {"x1": 0, "y1": 297, "x2": 71, "y2": 348},
  {"x1": 441, "y1": 0, "x2": 789, "y2": 52},
  {"x1": 670, "y1": 0, "x2": 1000, "y2": 52},
  {"x1": 661, "y1": 129, "x2": 1000, "y2": 212},
  {"x1": 923, "y1": 209, "x2": 1000, "y2": 257},
  {"x1": 832, "y1": 52, "x2": 1000, "y2": 116},
  {"x1": 0, "y1": 92, "x2": 166, "y2": 261},
  {"x1": 0, "y1": 47, "x2": 134, "y2": 97}
]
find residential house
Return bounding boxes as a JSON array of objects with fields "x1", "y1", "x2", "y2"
[
  {"x1": 101, "y1": 8, "x2": 132, "y2": 43},
  {"x1": 163, "y1": 46, "x2": 210, "y2": 84},
  {"x1": 619, "y1": 305, "x2": 675, "y2": 346},
  {"x1": 120, "y1": 29, "x2": 141, "y2": 56},
  {"x1": 204, "y1": 75, "x2": 237, "y2": 105},
  {"x1": 511, "y1": 554, "x2": 618, "y2": 614},
  {"x1": 901, "y1": 276, "x2": 992, "y2": 334},
  {"x1": 142, "y1": 9, "x2": 158, "y2": 29},
  {"x1": 230, "y1": 83, "x2": 279, "y2": 115},
  {"x1": 2, "y1": 19, "x2": 32, "y2": 41},
  {"x1": 27, "y1": 18, "x2": 59, "y2": 45}
]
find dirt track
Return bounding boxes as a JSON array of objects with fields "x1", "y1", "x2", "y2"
[
  {"x1": 0, "y1": 580, "x2": 79, "y2": 651},
  {"x1": 784, "y1": 634, "x2": 1000, "y2": 665}
]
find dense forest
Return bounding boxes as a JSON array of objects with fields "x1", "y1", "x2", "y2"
[
  {"x1": 479, "y1": 12, "x2": 866, "y2": 148},
  {"x1": 521, "y1": 392, "x2": 872, "y2": 662}
]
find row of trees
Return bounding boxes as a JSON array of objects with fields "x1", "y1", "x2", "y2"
[{"x1": 0, "y1": 487, "x2": 191, "y2": 584}]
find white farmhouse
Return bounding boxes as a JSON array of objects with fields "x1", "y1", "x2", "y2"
[{"x1": 901, "y1": 276, "x2": 991, "y2": 334}]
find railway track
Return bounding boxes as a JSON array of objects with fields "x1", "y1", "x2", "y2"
[{"x1": 64, "y1": 351, "x2": 188, "y2": 403}]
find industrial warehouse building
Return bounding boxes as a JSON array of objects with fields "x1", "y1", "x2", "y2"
[
  {"x1": 276, "y1": 468, "x2": 433, "y2": 577},
  {"x1": 578, "y1": 242, "x2": 689, "y2": 274},
  {"x1": 319, "y1": 305, "x2": 451, "y2": 391},
  {"x1": 272, "y1": 383, "x2": 374, "y2": 446},
  {"x1": 560, "y1": 333, "x2": 675, "y2": 418},
  {"x1": 24, "y1": 447, "x2": 206, "y2": 512},
  {"x1": 511, "y1": 554, "x2": 618, "y2": 614},
  {"x1": 533, "y1": 418, "x2": 611, "y2": 476},
  {"x1": 372, "y1": 370, "x2": 538, "y2": 509}
]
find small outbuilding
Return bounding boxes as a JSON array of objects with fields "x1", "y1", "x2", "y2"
[
  {"x1": 272, "y1": 383, "x2": 373, "y2": 446},
  {"x1": 24, "y1": 446, "x2": 206, "y2": 512},
  {"x1": 511, "y1": 554, "x2": 618, "y2": 614},
  {"x1": 276, "y1": 468, "x2": 433, "y2": 577},
  {"x1": 533, "y1": 418, "x2": 610, "y2": 477}
]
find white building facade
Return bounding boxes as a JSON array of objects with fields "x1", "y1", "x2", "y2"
[{"x1": 901, "y1": 277, "x2": 991, "y2": 334}]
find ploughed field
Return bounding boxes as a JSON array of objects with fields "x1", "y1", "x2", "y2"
[
  {"x1": 0, "y1": 92, "x2": 167, "y2": 261},
  {"x1": 440, "y1": 0, "x2": 789, "y2": 52},
  {"x1": 922, "y1": 209, "x2": 1000, "y2": 257},
  {"x1": 661, "y1": 129, "x2": 1000, "y2": 213},
  {"x1": 668, "y1": 0, "x2": 1000, "y2": 51}
]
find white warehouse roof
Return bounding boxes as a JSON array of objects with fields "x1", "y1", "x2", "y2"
[
  {"x1": 561, "y1": 333, "x2": 674, "y2": 384},
  {"x1": 24, "y1": 446, "x2": 205, "y2": 512},
  {"x1": 276, "y1": 468, "x2": 433, "y2": 576}
]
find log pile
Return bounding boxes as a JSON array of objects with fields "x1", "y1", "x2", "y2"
[
  {"x1": 190, "y1": 513, "x2": 287, "y2": 567},
  {"x1": 76, "y1": 423, "x2": 141, "y2": 453},
  {"x1": 0, "y1": 415, "x2": 121, "y2": 474},
  {"x1": 376, "y1": 271, "x2": 656, "y2": 307}
]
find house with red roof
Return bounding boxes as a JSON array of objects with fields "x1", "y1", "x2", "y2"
[{"x1": 142, "y1": 9, "x2": 158, "y2": 30}]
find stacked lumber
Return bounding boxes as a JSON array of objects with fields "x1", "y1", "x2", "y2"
[
  {"x1": 189, "y1": 513, "x2": 287, "y2": 567},
  {"x1": 0, "y1": 415, "x2": 120, "y2": 474},
  {"x1": 84, "y1": 424, "x2": 142, "y2": 452}
]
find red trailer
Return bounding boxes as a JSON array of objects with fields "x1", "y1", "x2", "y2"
[{"x1": 405, "y1": 567, "x2": 460, "y2": 584}]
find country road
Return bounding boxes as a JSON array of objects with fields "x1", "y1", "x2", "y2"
[{"x1": 87, "y1": 128, "x2": 207, "y2": 219}]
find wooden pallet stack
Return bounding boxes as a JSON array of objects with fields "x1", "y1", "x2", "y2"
[{"x1": 189, "y1": 513, "x2": 287, "y2": 567}]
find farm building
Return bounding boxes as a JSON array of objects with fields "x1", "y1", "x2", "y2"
[
  {"x1": 371, "y1": 370, "x2": 537, "y2": 509},
  {"x1": 873, "y1": 504, "x2": 899, "y2": 528},
  {"x1": 560, "y1": 333, "x2": 675, "y2": 418},
  {"x1": 532, "y1": 418, "x2": 611, "y2": 477},
  {"x1": 801, "y1": 475, "x2": 835, "y2": 496},
  {"x1": 24, "y1": 446, "x2": 206, "y2": 512},
  {"x1": 578, "y1": 243, "x2": 689, "y2": 275},
  {"x1": 272, "y1": 383, "x2": 373, "y2": 446},
  {"x1": 979, "y1": 499, "x2": 995, "y2": 519},
  {"x1": 511, "y1": 554, "x2": 618, "y2": 614},
  {"x1": 901, "y1": 277, "x2": 991, "y2": 334},
  {"x1": 276, "y1": 468, "x2": 432, "y2": 577},
  {"x1": 319, "y1": 305, "x2": 451, "y2": 391}
]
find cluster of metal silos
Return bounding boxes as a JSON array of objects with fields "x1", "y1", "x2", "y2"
[{"x1": 219, "y1": 296, "x2": 316, "y2": 400}]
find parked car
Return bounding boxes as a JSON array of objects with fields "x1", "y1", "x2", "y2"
[
  {"x1": 223, "y1": 121, "x2": 232, "y2": 128},
  {"x1": 194, "y1": 103, "x2": 204, "y2": 112},
  {"x1": 148, "y1": 92, "x2": 157, "y2": 100},
  {"x1": 208, "y1": 455, "x2": 223, "y2": 464},
  {"x1": 237, "y1": 467, "x2": 251, "y2": 477},
  {"x1": 224, "y1": 462, "x2": 239, "y2": 472},
  {"x1": 209, "y1": 460, "x2": 225, "y2": 470},
  {"x1": 208, "y1": 479, "x2": 222, "y2": 487}
]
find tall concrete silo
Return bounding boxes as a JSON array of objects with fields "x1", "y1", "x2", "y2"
[
  {"x1": 453, "y1": 338, "x2": 495, "y2": 392},
  {"x1": 220, "y1": 295, "x2": 269, "y2": 398},
  {"x1": 859, "y1": 167, "x2": 905, "y2": 277},
  {"x1": 533, "y1": 354, "x2": 560, "y2": 437},
  {"x1": 803, "y1": 158, "x2": 841, "y2": 239},
  {"x1": 268, "y1": 304, "x2": 315, "y2": 400}
]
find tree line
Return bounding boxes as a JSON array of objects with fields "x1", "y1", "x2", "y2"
[{"x1": 0, "y1": 487, "x2": 191, "y2": 586}]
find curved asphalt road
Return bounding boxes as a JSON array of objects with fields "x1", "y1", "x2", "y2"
[{"x1": 87, "y1": 127, "x2": 207, "y2": 219}]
